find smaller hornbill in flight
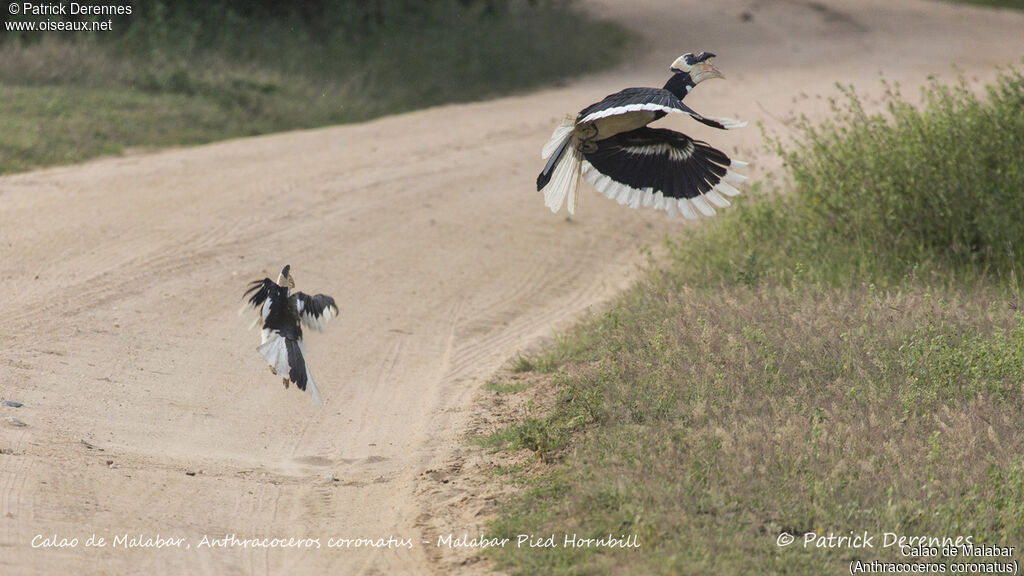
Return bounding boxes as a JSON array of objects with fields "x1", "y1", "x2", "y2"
[
  {"x1": 537, "y1": 52, "x2": 748, "y2": 219},
  {"x1": 243, "y1": 265, "x2": 338, "y2": 405}
]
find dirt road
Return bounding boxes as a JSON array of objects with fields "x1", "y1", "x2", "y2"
[{"x1": 2, "y1": 1, "x2": 1021, "y2": 574}]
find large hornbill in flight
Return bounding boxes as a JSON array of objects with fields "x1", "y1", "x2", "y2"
[
  {"x1": 537, "y1": 52, "x2": 748, "y2": 219},
  {"x1": 243, "y1": 265, "x2": 338, "y2": 405}
]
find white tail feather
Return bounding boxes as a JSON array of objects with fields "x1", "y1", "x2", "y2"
[
  {"x1": 543, "y1": 146, "x2": 582, "y2": 214},
  {"x1": 257, "y1": 333, "x2": 324, "y2": 406},
  {"x1": 257, "y1": 331, "x2": 290, "y2": 377},
  {"x1": 298, "y1": 340, "x2": 323, "y2": 406},
  {"x1": 542, "y1": 116, "x2": 575, "y2": 160},
  {"x1": 305, "y1": 370, "x2": 323, "y2": 406}
]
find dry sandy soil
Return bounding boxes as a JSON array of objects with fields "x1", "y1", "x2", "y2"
[{"x1": 1, "y1": 0, "x2": 1022, "y2": 574}]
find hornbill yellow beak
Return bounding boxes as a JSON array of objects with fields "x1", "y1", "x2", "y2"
[
  {"x1": 692, "y1": 61, "x2": 724, "y2": 83},
  {"x1": 277, "y1": 264, "x2": 296, "y2": 289},
  {"x1": 670, "y1": 52, "x2": 724, "y2": 84}
]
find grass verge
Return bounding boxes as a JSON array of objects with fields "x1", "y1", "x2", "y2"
[
  {"x1": 484, "y1": 69, "x2": 1024, "y2": 574},
  {"x1": 0, "y1": 0, "x2": 628, "y2": 174},
  {"x1": 944, "y1": 0, "x2": 1024, "y2": 9}
]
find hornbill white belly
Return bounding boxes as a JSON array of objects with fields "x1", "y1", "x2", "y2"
[
  {"x1": 243, "y1": 265, "x2": 338, "y2": 406},
  {"x1": 537, "y1": 52, "x2": 748, "y2": 219}
]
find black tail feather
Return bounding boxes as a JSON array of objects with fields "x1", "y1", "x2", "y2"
[
  {"x1": 537, "y1": 137, "x2": 571, "y2": 191},
  {"x1": 285, "y1": 339, "x2": 307, "y2": 391}
]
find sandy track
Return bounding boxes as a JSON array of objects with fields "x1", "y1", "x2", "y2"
[{"x1": 1, "y1": 1, "x2": 1022, "y2": 574}]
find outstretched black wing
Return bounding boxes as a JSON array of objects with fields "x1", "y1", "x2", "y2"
[
  {"x1": 581, "y1": 126, "x2": 747, "y2": 219},
  {"x1": 577, "y1": 87, "x2": 694, "y2": 123},
  {"x1": 244, "y1": 277, "x2": 277, "y2": 310},
  {"x1": 576, "y1": 87, "x2": 746, "y2": 131},
  {"x1": 243, "y1": 277, "x2": 290, "y2": 330},
  {"x1": 291, "y1": 292, "x2": 338, "y2": 333}
]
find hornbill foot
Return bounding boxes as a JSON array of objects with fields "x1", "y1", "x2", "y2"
[
  {"x1": 269, "y1": 366, "x2": 278, "y2": 376},
  {"x1": 576, "y1": 123, "x2": 598, "y2": 140},
  {"x1": 282, "y1": 378, "x2": 290, "y2": 389}
]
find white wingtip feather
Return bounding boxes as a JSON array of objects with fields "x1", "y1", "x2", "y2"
[
  {"x1": 723, "y1": 170, "x2": 747, "y2": 184},
  {"x1": 653, "y1": 192, "x2": 667, "y2": 211},
  {"x1": 715, "y1": 181, "x2": 742, "y2": 197},
  {"x1": 678, "y1": 198, "x2": 699, "y2": 220},
  {"x1": 704, "y1": 189, "x2": 731, "y2": 208},
  {"x1": 690, "y1": 195, "x2": 716, "y2": 216},
  {"x1": 666, "y1": 198, "x2": 680, "y2": 219}
]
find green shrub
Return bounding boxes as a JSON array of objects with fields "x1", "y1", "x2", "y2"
[{"x1": 670, "y1": 68, "x2": 1024, "y2": 291}]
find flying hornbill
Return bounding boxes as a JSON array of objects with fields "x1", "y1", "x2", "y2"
[
  {"x1": 537, "y1": 52, "x2": 748, "y2": 219},
  {"x1": 243, "y1": 265, "x2": 338, "y2": 405}
]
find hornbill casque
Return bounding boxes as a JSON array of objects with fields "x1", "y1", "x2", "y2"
[
  {"x1": 243, "y1": 265, "x2": 338, "y2": 406},
  {"x1": 537, "y1": 52, "x2": 748, "y2": 219}
]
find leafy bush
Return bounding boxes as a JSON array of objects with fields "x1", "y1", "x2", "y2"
[{"x1": 670, "y1": 68, "x2": 1024, "y2": 291}]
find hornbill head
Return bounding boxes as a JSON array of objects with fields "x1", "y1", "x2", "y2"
[
  {"x1": 670, "y1": 52, "x2": 724, "y2": 84},
  {"x1": 277, "y1": 264, "x2": 296, "y2": 289}
]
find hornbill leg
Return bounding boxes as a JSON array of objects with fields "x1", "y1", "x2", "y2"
[
  {"x1": 269, "y1": 366, "x2": 278, "y2": 375},
  {"x1": 576, "y1": 125, "x2": 599, "y2": 154},
  {"x1": 577, "y1": 123, "x2": 598, "y2": 141}
]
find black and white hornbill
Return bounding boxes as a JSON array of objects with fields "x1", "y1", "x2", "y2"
[
  {"x1": 243, "y1": 265, "x2": 338, "y2": 405},
  {"x1": 537, "y1": 52, "x2": 748, "y2": 219}
]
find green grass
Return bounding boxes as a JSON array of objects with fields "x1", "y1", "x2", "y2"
[
  {"x1": 485, "y1": 70, "x2": 1024, "y2": 574},
  {"x1": 0, "y1": 0, "x2": 629, "y2": 174},
  {"x1": 485, "y1": 379, "x2": 534, "y2": 394},
  {"x1": 488, "y1": 285, "x2": 1024, "y2": 575},
  {"x1": 0, "y1": 81, "x2": 294, "y2": 169}
]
